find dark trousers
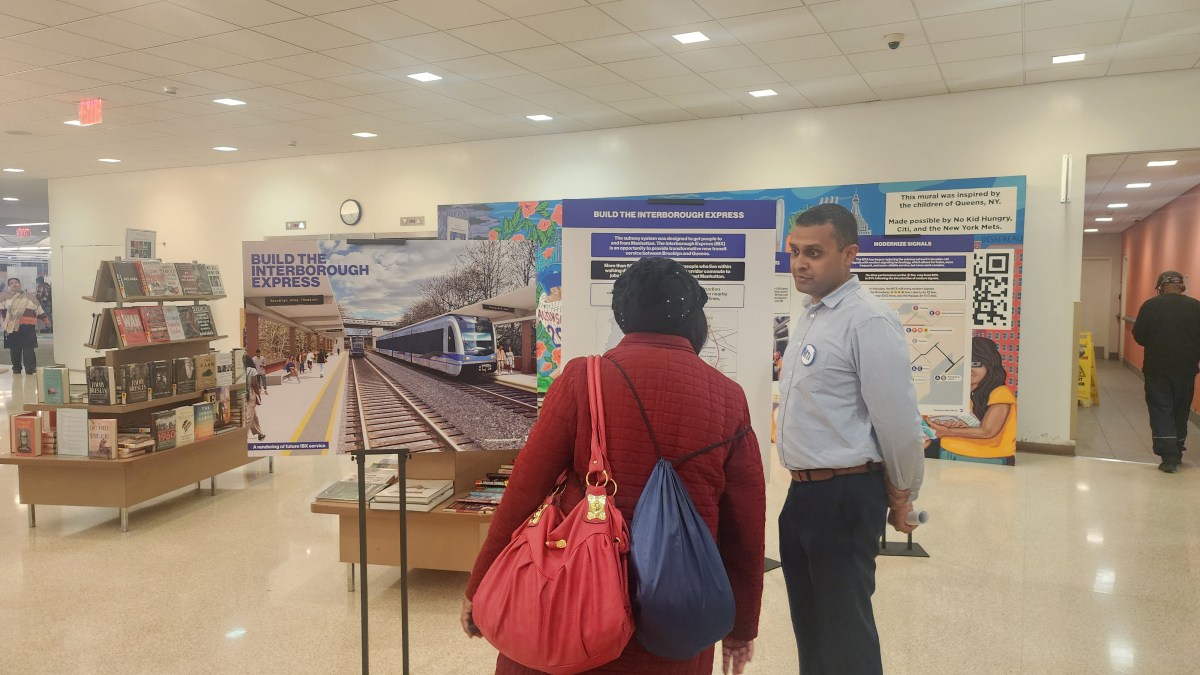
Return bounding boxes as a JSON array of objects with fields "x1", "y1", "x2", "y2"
[
  {"x1": 1144, "y1": 373, "x2": 1196, "y2": 461},
  {"x1": 8, "y1": 329, "x2": 36, "y2": 373},
  {"x1": 779, "y1": 471, "x2": 887, "y2": 675}
]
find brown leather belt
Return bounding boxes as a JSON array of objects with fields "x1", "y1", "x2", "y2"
[{"x1": 790, "y1": 461, "x2": 883, "y2": 483}]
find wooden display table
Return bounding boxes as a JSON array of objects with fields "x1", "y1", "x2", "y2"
[
  {"x1": 0, "y1": 428, "x2": 259, "y2": 532},
  {"x1": 310, "y1": 448, "x2": 518, "y2": 588}
]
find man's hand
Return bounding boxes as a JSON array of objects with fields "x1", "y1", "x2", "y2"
[
  {"x1": 460, "y1": 598, "x2": 481, "y2": 638},
  {"x1": 722, "y1": 637, "x2": 754, "y2": 674},
  {"x1": 888, "y1": 500, "x2": 917, "y2": 534}
]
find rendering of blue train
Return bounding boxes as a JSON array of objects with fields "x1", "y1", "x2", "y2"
[
  {"x1": 349, "y1": 336, "x2": 366, "y2": 358},
  {"x1": 375, "y1": 314, "x2": 497, "y2": 376}
]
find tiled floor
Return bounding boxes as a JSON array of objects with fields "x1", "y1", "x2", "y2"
[
  {"x1": 3, "y1": 364, "x2": 1200, "y2": 674},
  {"x1": 1076, "y1": 358, "x2": 1200, "y2": 463}
]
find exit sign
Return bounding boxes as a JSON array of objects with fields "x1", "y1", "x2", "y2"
[
  {"x1": 79, "y1": 98, "x2": 103, "y2": 125},
  {"x1": 15, "y1": 227, "x2": 30, "y2": 237}
]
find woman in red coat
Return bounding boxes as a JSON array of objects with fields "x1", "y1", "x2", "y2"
[{"x1": 462, "y1": 258, "x2": 766, "y2": 674}]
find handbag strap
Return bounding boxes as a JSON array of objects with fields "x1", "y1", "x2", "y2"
[
  {"x1": 605, "y1": 356, "x2": 748, "y2": 465},
  {"x1": 585, "y1": 355, "x2": 613, "y2": 485}
]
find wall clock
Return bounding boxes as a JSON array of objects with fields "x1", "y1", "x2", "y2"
[{"x1": 340, "y1": 199, "x2": 362, "y2": 226}]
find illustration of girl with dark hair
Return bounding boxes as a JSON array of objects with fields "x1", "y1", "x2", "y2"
[{"x1": 926, "y1": 336, "x2": 1018, "y2": 465}]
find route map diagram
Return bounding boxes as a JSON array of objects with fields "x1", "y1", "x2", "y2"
[
  {"x1": 599, "y1": 308, "x2": 740, "y2": 378},
  {"x1": 891, "y1": 301, "x2": 972, "y2": 415}
]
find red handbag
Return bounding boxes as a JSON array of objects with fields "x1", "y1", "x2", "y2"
[{"x1": 473, "y1": 356, "x2": 633, "y2": 674}]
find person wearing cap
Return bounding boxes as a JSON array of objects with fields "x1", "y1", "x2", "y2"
[
  {"x1": 1132, "y1": 270, "x2": 1200, "y2": 473},
  {"x1": 463, "y1": 257, "x2": 765, "y2": 675},
  {"x1": 776, "y1": 203, "x2": 925, "y2": 675}
]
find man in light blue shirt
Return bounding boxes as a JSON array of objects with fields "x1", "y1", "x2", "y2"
[{"x1": 776, "y1": 203, "x2": 925, "y2": 675}]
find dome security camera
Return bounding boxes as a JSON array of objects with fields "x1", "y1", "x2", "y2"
[{"x1": 885, "y1": 33, "x2": 904, "y2": 50}]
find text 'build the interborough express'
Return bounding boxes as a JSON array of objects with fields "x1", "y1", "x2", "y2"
[{"x1": 249, "y1": 253, "x2": 368, "y2": 288}]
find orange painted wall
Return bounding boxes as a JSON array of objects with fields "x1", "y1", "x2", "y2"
[{"x1": 1121, "y1": 183, "x2": 1200, "y2": 413}]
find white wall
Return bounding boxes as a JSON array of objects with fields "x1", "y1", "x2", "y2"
[
  {"x1": 1081, "y1": 233, "x2": 1124, "y2": 355},
  {"x1": 50, "y1": 69, "x2": 1200, "y2": 448}
]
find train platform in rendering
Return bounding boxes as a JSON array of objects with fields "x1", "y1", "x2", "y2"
[{"x1": 249, "y1": 352, "x2": 348, "y2": 456}]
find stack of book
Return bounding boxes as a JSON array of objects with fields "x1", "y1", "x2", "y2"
[
  {"x1": 41, "y1": 425, "x2": 57, "y2": 455},
  {"x1": 370, "y1": 478, "x2": 455, "y2": 512},
  {"x1": 116, "y1": 432, "x2": 155, "y2": 458},
  {"x1": 316, "y1": 464, "x2": 399, "y2": 502},
  {"x1": 84, "y1": 349, "x2": 237, "y2": 406},
  {"x1": 228, "y1": 391, "x2": 245, "y2": 427},
  {"x1": 442, "y1": 464, "x2": 512, "y2": 514},
  {"x1": 111, "y1": 260, "x2": 224, "y2": 299},
  {"x1": 108, "y1": 304, "x2": 219, "y2": 347}
]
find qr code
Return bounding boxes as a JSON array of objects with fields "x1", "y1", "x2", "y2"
[{"x1": 972, "y1": 250, "x2": 1015, "y2": 329}]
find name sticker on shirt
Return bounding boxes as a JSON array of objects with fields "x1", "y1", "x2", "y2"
[{"x1": 800, "y1": 344, "x2": 816, "y2": 366}]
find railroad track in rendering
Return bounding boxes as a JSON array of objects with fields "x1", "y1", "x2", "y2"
[
  {"x1": 344, "y1": 355, "x2": 476, "y2": 453},
  {"x1": 455, "y1": 381, "x2": 538, "y2": 419}
]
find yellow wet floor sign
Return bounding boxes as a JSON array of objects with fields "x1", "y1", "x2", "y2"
[{"x1": 1077, "y1": 331, "x2": 1099, "y2": 407}]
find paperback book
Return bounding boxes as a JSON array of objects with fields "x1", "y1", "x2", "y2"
[
  {"x1": 205, "y1": 265, "x2": 225, "y2": 296},
  {"x1": 174, "y1": 405, "x2": 195, "y2": 446},
  {"x1": 11, "y1": 413, "x2": 42, "y2": 456},
  {"x1": 112, "y1": 308, "x2": 149, "y2": 346},
  {"x1": 86, "y1": 365, "x2": 117, "y2": 405},
  {"x1": 176, "y1": 306, "x2": 202, "y2": 339},
  {"x1": 88, "y1": 418, "x2": 118, "y2": 460},
  {"x1": 193, "y1": 263, "x2": 214, "y2": 295},
  {"x1": 161, "y1": 306, "x2": 187, "y2": 341},
  {"x1": 193, "y1": 402, "x2": 215, "y2": 441},
  {"x1": 173, "y1": 357, "x2": 196, "y2": 394},
  {"x1": 174, "y1": 263, "x2": 199, "y2": 295},
  {"x1": 195, "y1": 353, "x2": 217, "y2": 390},
  {"x1": 38, "y1": 367, "x2": 68, "y2": 405},
  {"x1": 150, "y1": 360, "x2": 174, "y2": 399},
  {"x1": 137, "y1": 260, "x2": 168, "y2": 296},
  {"x1": 160, "y1": 263, "x2": 183, "y2": 295},
  {"x1": 193, "y1": 305, "x2": 217, "y2": 337},
  {"x1": 151, "y1": 409, "x2": 176, "y2": 451},
  {"x1": 138, "y1": 306, "x2": 171, "y2": 343},
  {"x1": 215, "y1": 351, "x2": 233, "y2": 387},
  {"x1": 113, "y1": 261, "x2": 145, "y2": 298}
]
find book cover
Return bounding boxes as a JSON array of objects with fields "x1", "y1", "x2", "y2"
[
  {"x1": 160, "y1": 263, "x2": 183, "y2": 295},
  {"x1": 176, "y1": 306, "x2": 202, "y2": 339},
  {"x1": 138, "y1": 306, "x2": 172, "y2": 343},
  {"x1": 39, "y1": 367, "x2": 67, "y2": 405},
  {"x1": 232, "y1": 348, "x2": 245, "y2": 384},
  {"x1": 87, "y1": 418, "x2": 118, "y2": 460},
  {"x1": 215, "y1": 386, "x2": 231, "y2": 427},
  {"x1": 150, "y1": 360, "x2": 174, "y2": 398},
  {"x1": 192, "y1": 402, "x2": 215, "y2": 441},
  {"x1": 151, "y1": 409, "x2": 176, "y2": 451},
  {"x1": 12, "y1": 413, "x2": 42, "y2": 456},
  {"x1": 173, "y1": 357, "x2": 196, "y2": 394},
  {"x1": 88, "y1": 312, "x2": 102, "y2": 347},
  {"x1": 87, "y1": 365, "x2": 116, "y2": 405},
  {"x1": 160, "y1": 306, "x2": 187, "y2": 341},
  {"x1": 112, "y1": 308, "x2": 150, "y2": 346},
  {"x1": 122, "y1": 362, "x2": 150, "y2": 404},
  {"x1": 174, "y1": 263, "x2": 200, "y2": 295},
  {"x1": 926, "y1": 412, "x2": 982, "y2": 428},
  {"x1": 113, "y1": 261, "x2": 145, "y2": 298},
  {"x1": 56, "y1": 408, "x2": 89, "y2": 457},
  {"x1": 442, "y1": 501, "x2": 496, "y2": 514},
  {"x1": 193, "y1": 263, "x2": 214, "y2": 295},
  {"x1": 317, "y1": 480, "x2": 390, "y2": 502},
  {"x1": 138, "y1": 259, "x2": 168, "y2": 296},
  {"x1": 174, "y1": 405, "x2": 195, "y2": 446},
  {"x1": 205, "y1": 265, "x2": 225, "y2": 296},
  {"x1": 195, "y1": 353, "x2": 217, "y2": 390},
  {"x1": 193, "y1": 305, "x2": 217, "y2": 337},
  {"x1": 215, "y1": 351, "x2": 233, "y2": 387}
]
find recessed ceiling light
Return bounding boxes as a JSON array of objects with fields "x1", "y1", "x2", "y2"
[
  {"x1": 672, "y1": 31, "x2": 709, "y2": 44},
  {"x1": 64, "y1": 120, "x2": 83, "y2": 126},
  {"x1": 2, "y1": 168, "x2": 23, "y2": 173},
  {"x1": 1107, "y1": 203, "x2": 1127, "y2": 208},
  {"x1": 2, "y1": 197, "x2": 18, "y2": 201},
  {"x1": 526, "y1": 114, "x2": 553, "y2": 121},
  {"x1": 213, "y1": 98, "x2": 246, "y2": 106},
  {"x1": 1095, "y1": 217, "x2": 1113, "y2": 222},
  {"x1": 748, "y1": 89, "x2": 778, "y2": 97},
  {"x1": 351, "y1": 132, "x2": 377, "y2": 138},
  {"x1": 1052, "y1": 53, "x2": 1086, "y2": 64},
  {"x1": 97, "y1": 158, "x2": 120, "y2": 163},
  {"x1": 1126, "y1": 182, "x2": 1151, "y2": 188},
  {"x1": 1146, "y1": 160, "x2": 1177, "y2": 167},
  {"x1": 1084, "y1": 228, "x2": 1099, "y2": 233},
  {"x1": 407, "y1": 72, "x2": 442, "y2": 82},
  {"x1": 213, "y1": 146, "x2": 237, "y2": 152},
  {"x1": 4, "y1": 222, "x2": 49, "y2": 227}
]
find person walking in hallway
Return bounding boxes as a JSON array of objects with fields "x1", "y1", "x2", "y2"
[
  {"x1": 1, "y1": 277, "x2": 51, "y2": 375},
  {"x1": 776, "y1": 203, "x2": 925, "y2": 674},
  {"x1": 242, "y1": 354, "x2": 266, "y2": 441},
  {"x1": 1132, "y1": 270, "x2": 1200, "y2": 473}
]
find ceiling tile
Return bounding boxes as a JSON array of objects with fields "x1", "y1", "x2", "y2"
[
  {"x1": 111, "y1": 2, "x2": 241, "y2": 39},
  {"x1": 498, "y1": 45, "x2": 592, "y2": 71},
  {"x1": 471, "y1": 95, "x2": 539, "y2": 113},
  {"x1": 428, "y1": 79, "x2": 509, "y2": 100},
  {"x1": 1114, "y1": 35, "x2": 1200, "y2": 61},
  {"x1": 1, "y1": 1, "x2": 95, "y2": 25},
  {"x1": 383, "y1": 0, "x2": 507, "y2": 30},
  {"x1": 676, "y1": 99, "x2": 752, "y2": 119},
  {"x1": 943, "y1": 60, "x2": 1024, "y2": 92},
  {"x1": 195, "y1": 31, "x2": 309, "y2": 61},
  {"x1": 284, "y1": 101, "x2": 360, "y2": 118},
  {"x1": 924, "y1": 6, "x2": 1022, "y2": 42},
  {"x1": 4, "y1": 67, "x2": 107, "y2": 91},
  {"x1": 792, "y1": 74, "x2": 877, "y2": 106},
  {"x1": 167, "y1": 0, "x2": 304, "y2": 27},
  {"x1": 277, "y1": 79, "x2": 364, "y2": 100},
  {"x1": 1123, "y1": 10, "x2": 1200, "y2": 41},
  {"x1": 625, "y1": 107, "x2": 696, "y2": 124},
  {"x1": 696, "y1": 0, "x2": 805, "y2": 19},
  {"x1": 94, "y1": 52, "x2": 197, "y2": 77},
  {"x1": 1024, "y1": 62, "x2": 1109, "y2": 83},
  {"x1": 379, "y1": 88, "x2": 458, "y2": 108},
  {"x1": 244, "y1": 106, "x2": 315, "y2": 122},
  {"x1": 565, "y1": 34, "x2": 663, "y2": 63},
  {"x1": 269, "y1": 0, "x2": 374, "y2": 14},
  {"x1": 255, "y1": 18, "x2": 369, "y2": 52},
  {"x1": 322, "y1": 44, "x2": 423, "y2": 71},
  {"x1": 383, "y1": 33, "x2": 487, "y2": 62},
  {"x1": 1107, "y1": 53, "x2": 1199, "y2": 74},
  {"x1": 483, "y1": 73, "x2": 565, "y2": 94},
  {"x1": 480, "y1": 0, "x2": 590, "y2": 18},
  {"x1": 871, "y1": 80, "x2": 947, "y2": 100},
  {"x1": 55, "y1": 16, "x2": 178, "y2": 50},
  {"x1": 171, "y1": 70, "x2": 262, "y2": 93},
  {"x1": 719, "y1": 7, "x2": 823, "y2": 43},
  {"x1": 326, "y1": 72, "x2": 413, "y2": 94},
  {"x1": 450, "y1": 20, "x2": 555, "y2": 52},
  {"x1": 144, "y1": 42, "x2": 253, "y2": 70},
  {"x1": 1025, "y1": 0, "x2": 1135, "y2": 31},
  {"x1": 808, "y1": 0, "x2": 918, "y2": 32},
  {"x1": 636, "y1": 73, "x2": 717, "y2": 95},
  {"x1": 577, "y1": 81, "x2": 653, "y2": 101},
  {"x1": 215, "y1": 63, "x2": 310, "y2": 87},
  {"x1": 748, "y1": 35, "x2": 842, "y2": 63},
  {"x1": 519, "y1": 7, "x2": 631, "y2": 42},
  {"x1": 1026, "y1": 21, "x2": 1126, "y2": 53},
  {"x1": 1025, "y1": 44, "x2": 1117, "y2": 69},
  {"x1": 437, "y1": 54, "x2": 529, "y2": 79},
  {"x1": 7, "y1": 29, "x2": 124, "y2": 59},
  {"x1": 673, "y1": 45, "x2": 763, "y2": 72},
  {"x1": 0, "y1": 41, "x2": 86, "y2": 67},
  {"x1": 772, "y1": 54, "x2": 857, "y2": 81},
  {"x1": 315, "y1": 5, "x2": 434, "y2": 41},
  {"x1": 598, "y1": 0, "x2": 713, "y2": 32},
  {"x1": 860, "y1": 64, "x2": 943, "y2": 87},
  {"x1": 638, "y1": 22, "x2": 742, "y2": 53},
  {"x1": 0, "y1": 58, "x2": 36, "y2": 76},
  {"x1": 525, "y1": 88, "x2": 603, "y2": 111},
  {"x1": 0, "y1": 78, "x2": 67, "y2": 103},
  {"x1": 49, "y1": 60, "x2": 150, "y2": 84},
  {"x1": 329, "y1": 93, "x2": 405, "y2": 113},
  {"x1": 930, "y1": 32, "x2": 1021, "y2": 63},
  {"x1": 831, "y1": 21, "x2": 926, "y2": 54},
  {"x1": 0, "y1": 14, "x2": 43, "y2": 40},
  {"x1": 541, "y1": 64, "x2": 626, "y2": 87},
  {"x1": 701, "y1": 65, "x2": 786, "y2": 88},
  {"x1": 913, "y1": 0, "x2": 1022, "y2": 19},
  {"x1": 848, "y1": 45, "x2": 936, "y2": 72},
  {"x1": 605, "y1": 56, "x2": 691, "y2": 80},
  {"x1": 1130, "y1": 0, "x2": 1200, "y2": 17},
  {"x1": 267, "y1": 53, "x2": 365, "y2": 79},
  {"x1": 123, "y1": 77, "x2": 216, "y2": 97}
]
